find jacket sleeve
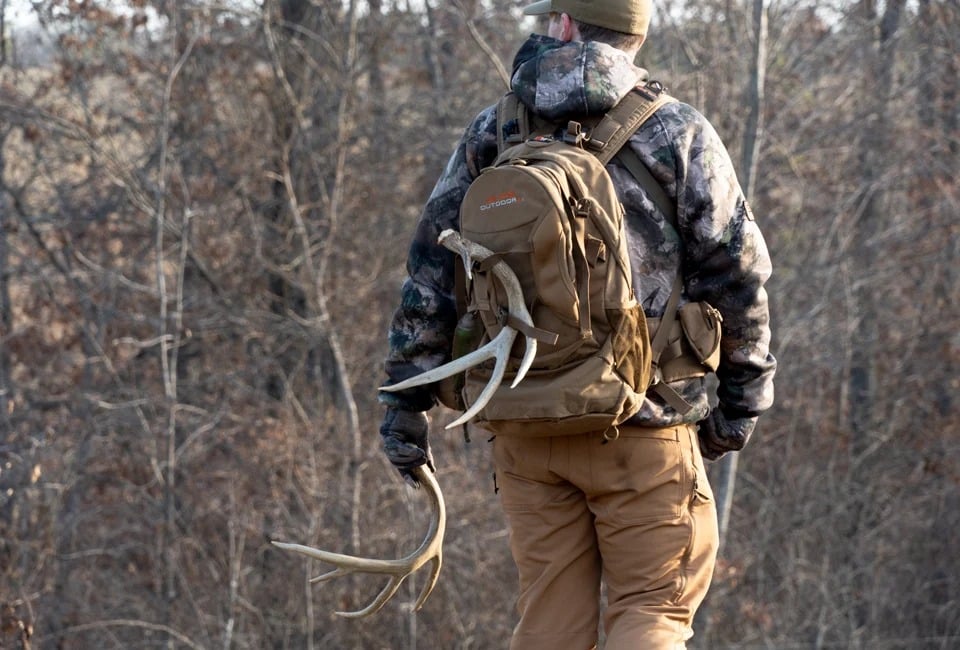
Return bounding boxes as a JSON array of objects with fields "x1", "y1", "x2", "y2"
[
  {"x1": 379, "y1": 107, "x2": 499, "y2": 412},
  {"x1": 675, "y1": 109, "x2": 777, "y2": 430}
]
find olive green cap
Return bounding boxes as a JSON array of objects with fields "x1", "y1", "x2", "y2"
[{"x1": 523, "y1": 0, "x2": 652, "y2": 35}]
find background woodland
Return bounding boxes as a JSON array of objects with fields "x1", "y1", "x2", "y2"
[{"x1": 0, "y1": 0, "x2": 958, "y2": 648}]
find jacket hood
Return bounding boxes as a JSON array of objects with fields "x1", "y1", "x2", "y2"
[{"x1": 510, "y1": 34, "x2": 648, "y2": 122}]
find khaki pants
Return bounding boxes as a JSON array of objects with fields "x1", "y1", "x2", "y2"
[{"x1": 492, "y1": 424, "x2": 718, "y2": 650}]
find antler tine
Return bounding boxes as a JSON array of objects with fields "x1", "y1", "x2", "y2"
[
  {"x1": 443, "y1": 326, "x2": 514, "y2": 430},
  {"x1": 272, "y1": 464, "x2": 445, "y2": 618},
  {"x1": 380, "y1": 230, "x2": 538, "y2": 427},
  {"x1": 380, "y1": 326, "x2": 517, "y2": 396}
]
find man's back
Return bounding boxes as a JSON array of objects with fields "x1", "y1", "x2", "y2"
[{"x1": 383, "y1": 34, "x2": 775, "y2": 436}]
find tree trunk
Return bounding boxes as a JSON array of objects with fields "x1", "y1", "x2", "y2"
[
  {"x1": 846, "y1": 0, "x2": 904, "y2": 641},
  {"x1": 0, "y1": 142, "x2": 11, "y2": 438},
  {"x1": 848, "y1": 0, "x2": 903, "y2": 467}
]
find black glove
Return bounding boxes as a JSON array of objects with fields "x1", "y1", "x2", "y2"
[
  {"x1": 380, "y1": 407, "x2": 435, "y2": 487},
  {"x1": 696, "y1": 407, "x2": 757, "y2": 461}
]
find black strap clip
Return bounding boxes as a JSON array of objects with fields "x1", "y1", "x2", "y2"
[{"x1": 636, "y1": 80, "x2": 666, "y2": 100}]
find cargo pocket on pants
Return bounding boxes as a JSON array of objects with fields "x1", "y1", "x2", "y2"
[{"x1": 603, "y1": 427, "x2": 686, "y2": 524}]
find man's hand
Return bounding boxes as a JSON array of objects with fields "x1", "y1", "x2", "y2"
[
  {"x1": 380, "y1": 407, "x2": 435, "y2": 487},
  {"x1": 696, "y1": 407, "x2": 757, "y2": 461}
]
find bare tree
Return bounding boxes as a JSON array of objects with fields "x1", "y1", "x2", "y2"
[{"x1": 1, "y1": 1, "x2": 958, "y2": 648}]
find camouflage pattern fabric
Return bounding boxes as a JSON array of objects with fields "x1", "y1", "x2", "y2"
[{"x1": 381, "y1": 34, "x2": 776, "y2": 442}]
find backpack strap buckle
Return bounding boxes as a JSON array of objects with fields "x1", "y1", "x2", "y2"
[
  {"x1": 563, "y1": 120, "x2": 587, "y2": 146},
  {"x1": 636, "y1": 80, "x2": 666, "y2": 100}
]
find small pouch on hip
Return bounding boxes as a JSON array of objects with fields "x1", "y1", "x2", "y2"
[{"x1": 678, "y1": 301, "x2": 722, "y2": 372}]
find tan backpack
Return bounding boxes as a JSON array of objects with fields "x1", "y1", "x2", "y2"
[{"x1": 439, "y1": 84, "x2": 678, "y2": 437}]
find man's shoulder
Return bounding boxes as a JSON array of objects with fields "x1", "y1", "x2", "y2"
[
  {"x1": 459, "y1": 101, "x2": 499, "y2": 142},
  {"x1": 466, "y1": 102, "x2": 500, "y2": 137},
  {"x1": 640, "y1": 93, "x2": 708, "y2": 132},
  {"x1": 629, "y1": 94, "x2": 728, "y2": 159}
]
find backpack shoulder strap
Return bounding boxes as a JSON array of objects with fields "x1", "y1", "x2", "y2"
[
  {"x1": 496, "y1": 92, "x2": 530, "y2": 153},
  {"x1": 588, "y1": 82, "x2": 677, "y2": 228},
  {"x1": 589, "y1": 82, "x2": 677, "y2": 166},
  {"x1": 616, "y1": 141, "x2": 690, "y2": 409},
  {"x1": 593, "y1": 84, "x2": 699, "y2": 414},
  {"x1": 614, "y1": 147, "x2": 674, "y2": 228}
]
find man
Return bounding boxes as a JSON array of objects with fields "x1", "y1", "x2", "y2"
[{"x1": 378, "y1": 0, "x2": 776, "y2": 647}]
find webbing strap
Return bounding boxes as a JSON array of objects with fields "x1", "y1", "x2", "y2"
[
  {"x1": 598, "y1": 90, "x2": 697, "y2": 414},
  {"x1": 497, "y1": 93, "x2": 529, "y2": 153},
  {"x1": 648, "y1": 274, "x2": 695, "y2": 416},
  {"x1": 570, "y1": 211, "x2": 593, "y2": 339},
  {"x1": 470, "y1": 252, "x2": 561, "y2": 346},
  {"x1": 476, "y1": 253, "x2": 506, "y2": 272},
  {"x1": 652, "y1": 381, "x2": 695, "y2": 414},
  {"x1": 615, "y1": 146, "x2": 675, "y2": 225},
  {"x1": 650, "y1": 273, "x2": 684, "y2": 361},
  {"x1": 504, "y1": 314, "x2": 560, "y2": 346},
  {"x1": 590, "y1": 87, "x2": 677, "y2": 166}
]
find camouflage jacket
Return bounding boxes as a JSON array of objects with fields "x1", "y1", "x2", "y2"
[{"x1": 381, "y1": 35, "x2": 776, "y2": 444}]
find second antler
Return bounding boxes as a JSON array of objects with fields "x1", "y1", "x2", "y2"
[
  {"x1": 380, "y1": 229, "x2": 539, "y2": 429},
  {"x1": 274, "y1": 230, "x2": 537, "y2": 618},
  {"x1": 272, "y1": 464, "x2": 445, "y2": 618}
]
